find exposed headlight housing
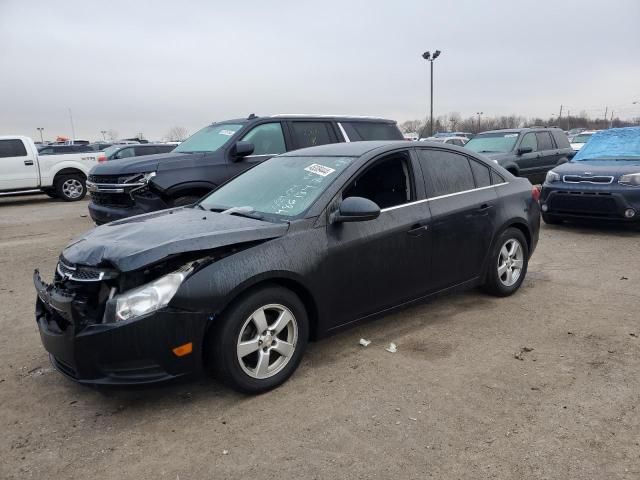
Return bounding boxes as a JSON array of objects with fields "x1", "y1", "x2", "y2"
[
  {"x1": 545, "y1": 171, "x2": 560, "y2": 183},
  {"x1": 619, "y1": 172, "x2": 640, "y2": 186},
  {"x1": 112, "y1": 265, "x2": 193, "y2": 322}
]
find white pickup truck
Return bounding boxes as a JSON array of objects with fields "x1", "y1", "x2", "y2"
[{"x1": 0, "y1": 135, "x2": 100, "y2": 201}]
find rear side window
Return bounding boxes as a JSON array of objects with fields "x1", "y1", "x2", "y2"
[
  {"x1": 134, "y1": 146, "x2": 155, "y2": 156},
  {"x1": 114, "y1": 147, "x2": 135, "y2": 159},
  {"x1": 156, "y1": 145, "x2": 176, "y2": 154},
  {"x1": 290, "y1": 121, "x2": 336, "y2": 149},
  {"x1": 469, "y1": 159, "x2": 491, "y2": 187},
  {"x1": 520, "y1": 133, "x2": 538, "y2": 151},
  {"x1": 417, "y1": 149, "x2": 475, "y2": 197},
  {"x1": 536, "y1": 132, "x2": 554, "y2": 150},
  {"x1": 491, "y1": 170, "x2": 505, "y2": 184},
  {"x1": 341, "y1": 122, "x2": 403, "y2": 141},
  {"x1": 551, "y1": 130, "x2": 570, "y2": 148},
  {"x1": 0, "y1": 139, "x2": 27, "y2": 158}
]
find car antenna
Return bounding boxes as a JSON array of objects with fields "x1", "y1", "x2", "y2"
[{"x1": 247, "y1": 113, "x2": 257, "y2": 119}]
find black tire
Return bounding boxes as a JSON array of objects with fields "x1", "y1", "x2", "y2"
[
  {"x1": 482, "y1": 227, "x2": 529, "y2": 297},
  {"x1": 542, "y1": 213, "x2": 563, "y2": 225},
  {"x1": 171, "y1": 195, "x2": 201, "y2": 207},
  {"x1": 207, "y1": 286, "x2": 309, "y2": 394},
  {"x1": 54, "y1": 174, "x2": 86, "y2": 202}
]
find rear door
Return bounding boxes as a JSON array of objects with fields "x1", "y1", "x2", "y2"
[
  {"x1": 535, "y1": 131, "x2": 558, "y2": 174},
  {"x1": 515, "y1": 132, "x2": 541, "y2": 181},
  {"x1": 416, "y1": 148, "x2": 497, "y2": 290},
  {"x1": 0, "y1": 139, "x2": 39, "y2": 190}
]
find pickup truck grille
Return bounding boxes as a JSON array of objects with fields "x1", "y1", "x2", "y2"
[
  {"x1": 88, "y1": 174, "x2": 122, "y2": 184},
  {"x1": 90, "y1": 191, "x2": 134, "y2": 207}
]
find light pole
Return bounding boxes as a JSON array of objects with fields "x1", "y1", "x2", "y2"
[
  {"x1": 476, "y1": 112, "x2": 483, "y2": 133},
  {"x1": 36, "y1": 127, "x2": 44, "y2": 143},
  {"x1": 422, "y1": 49, "x2": 442, "y2": 137},
  {"x1": 101, "y1": 130, "x2": 107, "y2": 141}
]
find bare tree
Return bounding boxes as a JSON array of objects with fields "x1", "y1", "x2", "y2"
[
  {"x1": 399, "y1": 120, "x2": 423, "y2": 134},
  {"x1": 165, "y1": 126, "x2": 189, "y2": 142},
  {"x1": 106, "y1": 129, "x2": 118, "y2": 141}
]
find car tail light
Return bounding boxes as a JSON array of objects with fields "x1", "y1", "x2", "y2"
[
  {"x1": 98, "y1": 153, "x2": 106, "y2": 163},
  {"x1": 531, "y1": 186, "x2": 541, "y2": 202}
]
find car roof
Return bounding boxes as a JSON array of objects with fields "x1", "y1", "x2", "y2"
[
  {"x1": 109, "y1": 143, "x2": 173, "y2": 149},
  {"x1": 280, "y1": 140, "x2": 409, "y2": 157},
  {"x1": 478, "y1": 127, "x2": 563, "y2": 135}
]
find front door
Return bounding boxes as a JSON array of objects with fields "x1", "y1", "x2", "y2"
[
  {"x1": 0, "y1": 139, "x2": 38, "y2": 191},
  {"x1": 416, "y1": 148, "x2": 497, "y2": 290},
  {"x1": 323, "y1": 150, "x2": 433, "y2": 329},
  {"x1": 515, "y1": 132, "x2": 542, "y2": 182}
]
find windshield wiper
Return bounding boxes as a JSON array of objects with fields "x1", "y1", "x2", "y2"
[{"x1": 211, "y1": 205, "x2": 264, "y2": 220}]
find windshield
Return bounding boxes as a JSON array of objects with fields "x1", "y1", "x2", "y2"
[
  {"x1": 572, "y1": 133, "x2": 592, "y2": 143},
  {"x1": 199, "y1": 156, "x2": 354, "y2": 218},
  {"x1": 574, "y1": 127, "x2": 640, "y2": 161},
  {"x1": 103, "y1": 145, "x2": 121, "y2": 157},
  {"x1": 174, "y1": 123, "x2": 243, "y2": 153},
  {"x1": 464, "y1": 132, "x2": 519, "y2": 153}
]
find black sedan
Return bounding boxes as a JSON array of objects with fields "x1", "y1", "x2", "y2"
[
  {"x1": 34, "y1": 141, "x2": 540, "y2": 393},
  {"x1": 541, "y1": 127, "x2": 640, "y2": 224}
]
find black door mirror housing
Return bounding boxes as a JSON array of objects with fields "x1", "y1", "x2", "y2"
[
  {"x1": 517, "y1": 146, "x2": 533, "y2": 155},
  {"x1": 332, "y1": 196, "x2": 381, "y2": 223},
  {"x1": 232, "y1": 141, "x2": 255, "y2": 160}
]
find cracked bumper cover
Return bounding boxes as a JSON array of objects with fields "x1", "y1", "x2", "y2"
[{"x1": 34, "y1": 270, "x2": 209, "y2": 385}]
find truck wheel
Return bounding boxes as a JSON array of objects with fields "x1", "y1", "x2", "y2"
[
  {"x1": 171, "y1": 195, "x2": 201, "y2": 207},
  {"x1": 206, "y1": 286, "x2": 309, "y2": 394},
  {"x1": 55, "y1": 175, "x2": 86, "y2": 202}
]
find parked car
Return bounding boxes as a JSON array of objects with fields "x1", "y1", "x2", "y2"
[
  {"x1": 570, "y1": 130, "x2": 597, "y2": 151},
  {"x1": 86, "y1": 114, "x2": 404, "y2": 224},
  {"x1": 419, "y1": 136, "x2": 468, "y2": 146},
  {"x1": 464, "y1": 127, "x2": 572, "y2": 184},
  {"x1": 100, "y1": 143, "x2": 176, "y2": 161},
  {"x1": 541, "y1": 127, "x2": 640, "y2": 225},
  {"x1": 34, "y1": 140, "x2": 540, "y2": 392},
  {"x1": 89, "y1": 142, "x2": 114, "y2": 151},
  {"x1": 0, "y1": 135, "x2": 99, "y2": 201},
  {"x1": 38, "y1": 144, "x2": 95, "y2": 155},
  {"x1": 434, "y1": 131, "x2": 474, "y2": 139}
]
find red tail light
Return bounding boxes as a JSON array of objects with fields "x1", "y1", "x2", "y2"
[
  {"x1": 98, "y1": 153, "x2": 106, "y2": 163},
  {"x1": 531, "y1": 185, "x2": 541, "y2": 202}
]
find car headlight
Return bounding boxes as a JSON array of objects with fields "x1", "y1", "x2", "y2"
[
  {"x1": 113, "y1": 267, "x2": 192, "y2": 322},
  {"x1": 545, "y1": 171, "x2": 560, "y2": 183},
  {"x1": 619, "y1": 173, "x2": 640, "y2": 186},
  {"x1": 120, "y1": 171, "x2": 156, "y2": 185}
]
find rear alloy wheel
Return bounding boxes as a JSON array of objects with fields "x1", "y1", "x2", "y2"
[
  {"x1": 482, "y1": 228, "x2": 529, "y2": 297},
  {"x1": 208, "y1": 286, "x2": 308, "y2": 393},
  {"x1": 55, "y1": 175, "x2": 86, "y2": 202}
]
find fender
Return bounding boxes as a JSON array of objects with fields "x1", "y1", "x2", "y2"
[
  {"x1": 43, "y1": 161, "x2": 92, "y2": 186},
  {"x1": 152, "y1": 179, "x2": 217, "y2": 198}
]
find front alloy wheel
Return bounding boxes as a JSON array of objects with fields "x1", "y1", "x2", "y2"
[{"x1": 208, "y1": 286, "x2": 308, "y2": 393}]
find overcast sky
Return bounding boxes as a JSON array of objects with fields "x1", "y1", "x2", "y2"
[{"x1": 1, "y1": 0, "x2": 639, "y2": 141}]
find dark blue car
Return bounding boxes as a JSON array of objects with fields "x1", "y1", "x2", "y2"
[{"x1": 540, "y1": 127, "x2": 640, "y2": 225}]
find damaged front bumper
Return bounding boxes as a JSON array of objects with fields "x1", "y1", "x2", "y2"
[{"x1": 34, "y1": 270, "x2": 209, "y2": 385}]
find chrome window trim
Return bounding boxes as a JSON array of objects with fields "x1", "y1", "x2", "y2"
[
  {"x1": 243, "y1": 154, "x2": 279, "y2": 159},
  {"x1": 380, "y1": 183, "x2": 508, "y2": 213},
  {"x1": 337, "y1": 122, "x2": 351, "y2": 142}
]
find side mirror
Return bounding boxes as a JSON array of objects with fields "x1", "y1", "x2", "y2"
[
  {"x1": 232, "y1": 141, "x2": 255, "y2": 160},
  {"x1": 517, "y1": 146, "x2": 533, "y2": 155},
  {"x1": 331, "y1": 196, "x2": 380, "y2": 223}
]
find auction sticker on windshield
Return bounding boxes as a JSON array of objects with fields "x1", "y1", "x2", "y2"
[{"x1": 304, "y1": 164, "x2": 336, "y2": 177}]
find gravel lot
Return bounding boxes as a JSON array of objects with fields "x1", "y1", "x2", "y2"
[{"x1": 1, "y1": 194, "x2": 638, "y2": 480}]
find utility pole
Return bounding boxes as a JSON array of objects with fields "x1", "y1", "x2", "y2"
[
  {"x1": 604, "y1": 106, "x2": 608, "y2": 121},
  {"x1": 68, "y1": 108, "x2": 76, "y2": 142},
  {"x1": 36, "y1": 127, "x2": 44, "y2": 143},
  {"x1": 567, "y1": 110, "x2": 571, "y2": 130},
  {"x1": 610, "y1": 111, "x2": 614, "y2": 129},
  {"x1": 421, "y1": 50, "x2": 442, "y2": 137},
  {"x1": 101, "y1": 130, "x2": 107, "y2": 141},
  {"x1": 558, "y1": 104, "x2": 563, "y2": 119},
  {"x1": 476, "y1": 112, "x2": 483, "y2": 133}
]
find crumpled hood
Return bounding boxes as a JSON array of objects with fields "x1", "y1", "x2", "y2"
[
  {"x1": 63, "y1": 208, "x2": 289, "y2": 272},
  {"x1": 553, "y1": 159, "x2": 640, "y2": 177}
]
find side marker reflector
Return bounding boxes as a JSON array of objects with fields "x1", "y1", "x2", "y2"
[{"x1": 172, "y1": 342, "x2": 193, "y2": 357}]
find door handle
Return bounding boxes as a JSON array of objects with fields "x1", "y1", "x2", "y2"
[
  {"x1": 24, "y1": 160, "x2": 34, "y2": 166},
  {"x1": 474, "y1": 204, "x2": 493, "y2": 215},
  {"x1": 407, "y1": 224, "x2": 429, "y2": 237}
]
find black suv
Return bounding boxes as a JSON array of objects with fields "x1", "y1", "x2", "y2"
[
  {"x1": 86, "y1": 115, "x2": 404, "y2": 224},
  {"x1": 464, "y1": 128, "x2": 572, "y2": 184}
]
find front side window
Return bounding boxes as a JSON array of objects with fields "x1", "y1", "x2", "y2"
[
  {"x1": 342, "y1": 152, "x2": 412, "y2": 209},
  {"x1": 464, "y1": 132, "x2": 519, "y2": 154},
  {"x1": 240, "y1": 122, "x2": 286, "y2": 156},
  {"x1": 519, "y1": 133, "x2": 538, "y2": 151},
  {"x1": 417, "y1": 149, "x2": 475, "y2": 197},
  {"x1": 0, "y1": 139, "x2": 27, "y2": 158},
  {"x1": 200, "y1": 155, "x2": 353, "y2": 218},
  {"x1": 174, "y1": 123, "x2": 243, "y2": 153},
  {"x1": 291, "y1": 122, "x2": 335, "y2": 149},
  {"x1": 114, "y1": 148, "x2": 135, "y2": 159}
]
